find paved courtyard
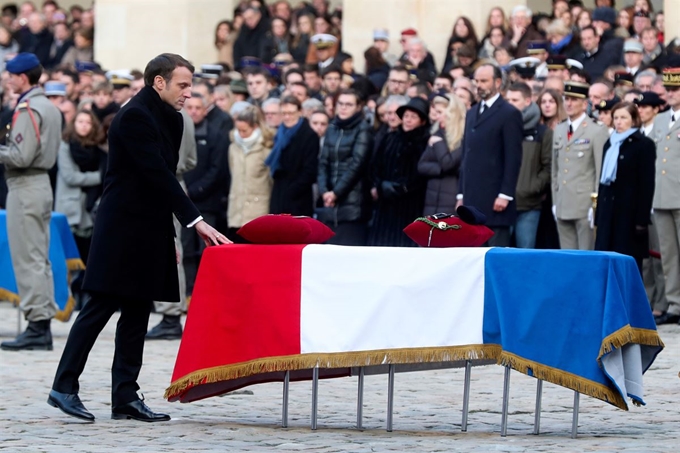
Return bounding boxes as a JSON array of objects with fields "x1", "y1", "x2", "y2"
[{"x1": 1, "y1": 303, "x2": 678, "y2": 452}]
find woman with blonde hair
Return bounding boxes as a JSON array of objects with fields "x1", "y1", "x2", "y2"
[
  {"x1": 418, "y1": 94, "x2": 466, "y2": 215},
  {"x1": 227, "y1": 105, "x2": 275, "y2": 241},
  {"x1": 538, "y1": 88, "x2": 567, "y2": 130}
]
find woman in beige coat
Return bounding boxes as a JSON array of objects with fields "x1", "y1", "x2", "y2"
[{"x1": 227, "y1": 105, "x2": 274, "y2": 241}]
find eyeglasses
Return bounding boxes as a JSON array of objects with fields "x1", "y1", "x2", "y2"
[
  {"x1": 281, "y1": 110, "x2": 299, "y2": 116},
  {"x1": 264, "y1": 111, "x2": 279, "y2": 116},
  {"x1": 388, "y1": 79, "x2": 408, "y2": 85},
  {"x1": 336, "y1": 102, "x2": 356, "y2": 108}
]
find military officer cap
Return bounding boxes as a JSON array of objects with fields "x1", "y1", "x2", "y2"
[
  {"x1": 75, "y1": 61, "x2": 100, "y2": 73},
  {"x1": 510, "y1": 57, "x2": 541, "y2": 79},
  {"x1": 200, "y1": 64, "x2": 223, "y2": 78},
  {"x1": 623, "y1": 39, "x2": 644, "y2": 54},
  {"x1": 662, "y1": 67, "x2": 680, "y2": 88},
  {"x1": 6, "y1": 52, "x2": 40, "y2": 74},
  {"x1": 566, "y1": 58, "x2": 583, "y2": 70},
  {"x1": 564, "y1": 81, "x2": 590, "y2": 99},
  {"x1": 594, "y1": 98, "x2": 618, "y2": 111},
  {"x1": 546, "y1": 54, "x2": 567, "y2": 70},
  {"x1": 634, "y1": 91, "x2": 665, "y2": 107},
  {"x1": 239, "y1": 56, "x2": 262, "y2": 69},
  {"x1": 44, "y1": 81, "x2": 67, "y2": 97},
  {"x1": 311, "y1": 33, "x2": 338, "y2": 49},
  {"x1": 373, "y1": 29, "x2": 389, "y2": 42},
  {"x1": 614, "y1": 71, "x2": 634, "y2": 86},
  {"x1": 526, "y1": 41, "x2": 549, "y2": 55}
]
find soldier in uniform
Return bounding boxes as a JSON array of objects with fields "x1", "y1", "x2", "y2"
[
  {"x1": 651, "y1": 67, "x2": 680, "y2": 325},
  {"x1": 552, "y1": 81, "x2": 609, "y2": 250},
  {"x1": 0, "y1": 53, "x2": 62, "y2": 351}
]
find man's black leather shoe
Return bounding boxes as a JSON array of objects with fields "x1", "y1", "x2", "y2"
[
  {"x1": 1, "y1": 320, "x2": 52, "y2": 351},
  {"x1": 47, "y1": 390, "x2": 95, "y2": 422},
  {"x1": 655, "y1": 312, "x2": 680, "y2": 325},
  {"x1": 111, "y1": 399, "x2": 171, "y2": 422},
  {"x1": 145, "y1": 315, "x2": 182, "y2": 340}
]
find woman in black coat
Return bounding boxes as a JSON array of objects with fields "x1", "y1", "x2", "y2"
[
  {"x1": 595, "y1": 102, "x2": 656, "y2": 273},
  {"x1": 267, "y1": 95, "x2": 319, "y2": 217},
  {"x1": 418, "y1": 94, "x2": 466, "y2": 215},
  {"x1": 368, "y1": 97, "x2": 430, "y2": 247},
  {"x1": 318, "y1": 89, "x2": 374, "y2": 245}
]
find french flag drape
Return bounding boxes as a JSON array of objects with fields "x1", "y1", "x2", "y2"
[{"x1": 166, "y1": 245, "x2": 663, "y2": 410}]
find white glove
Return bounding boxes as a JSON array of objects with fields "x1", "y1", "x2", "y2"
[
  {"x1": 552, "y1": 205, "x2": 557, "y2": 221},
  {"x1": 588, "y1": 207, "x2": 594, "y2": 229}
]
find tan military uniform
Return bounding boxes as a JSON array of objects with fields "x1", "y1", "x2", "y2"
[
  {"x1": 154, "y1": 109, "x2": 197, "y2": 317},
  {"x1": 0, "y1": 87, "x2": 62, "y2": 321},
  {"x1": 651, "y1": 110, "x2": 680, "y2": 316},
  {"x1": 552, "y1": 116, "x2": 609, "y2": 250}
]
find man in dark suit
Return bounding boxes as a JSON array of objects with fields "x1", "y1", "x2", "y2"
[
  {"x1": 47, "y1": 54, "x2": 230, "y2": 423},
  {"x1": 457, "y1": 64, "x2": 523, "y2": 246}
]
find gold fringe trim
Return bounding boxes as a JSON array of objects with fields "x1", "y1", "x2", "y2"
[
  {"x1": 54, "y1": 295, "x2": 75, "y2": 322},
  {"x1": 0, "y1": 288, "x2": 20, "y2": 305},
  {"x1": 165, "y1": 344, "x2": 502, "y2": 400},
  {"x1": 499, "y1": 351, "x2": 628, "y2": 410},
  {"x1": 598, "y1": 325, "x2": 665, "y2": 362}
]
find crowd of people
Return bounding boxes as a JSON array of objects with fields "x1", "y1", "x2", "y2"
[{"x1": 1, "y1": 0, "x2": 680, "y2": 352}]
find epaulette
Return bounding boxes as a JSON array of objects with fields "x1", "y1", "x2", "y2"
[{"x1": 16, "y1": 102, "x2": 29, "y2": 110}]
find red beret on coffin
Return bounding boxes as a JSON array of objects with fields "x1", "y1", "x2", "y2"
[
  {"x1": 403, "y1": 206, "x2": 494, "y2": 247},
  {"x1": 237, "y1": 214, "x2": 335, "y2": 244}
]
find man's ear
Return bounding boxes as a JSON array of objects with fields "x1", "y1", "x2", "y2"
[{"x1": 154, "y1": 75, "x2": 165, "y2": 90}]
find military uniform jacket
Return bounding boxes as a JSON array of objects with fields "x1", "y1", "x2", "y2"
[
  {"x1": 552, "y1": 116, "x2": 609, "y2": 220},
  {"x1": 0, "y1": 87, "x2": 61, "y2": 173},
  {"x1": 83, "y1": 86, "x2": 201, "y2": 302},
  {"x1": 652, "y1": 110, "x2": 680, "y2": 210}
]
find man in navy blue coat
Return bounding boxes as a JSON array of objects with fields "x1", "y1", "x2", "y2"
[
  {"x1": 457, "y1": 64, "x2": 523, "y2": 246},
  {"x1": 48, "y1": 54, "x2": 231, "y2": 423}
]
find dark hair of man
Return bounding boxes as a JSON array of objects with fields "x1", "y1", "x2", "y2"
[
  {"x1": 244, "y1": 66, "x2": 270, "y2": 80},
  {"x1": 290, "y1": 81, "x2": 310, "y2": 96},
  {"x1": 435, "y1": 73, "x2": 454, "y2": 84},
  {"x1": 194, "y1": 80, "x2": 215, "y2": 94},
  {"x1": 478, "y1": 63, "x2": 503, "y2": 81},
  {"x1": 337, "y1": 88, "x2": 361, "y2": 105},
  {"x1": 611, "y1": 101, "x2": 641, "y2": 127},
  {"x1": 321, "y1": 65, "x2": 342, "y2": 79},
  {"x1": 411, "y1": 81, "x2": 431, "y2": 98},
  {"x1": 569, "y1": 68, "x2": 591, "y2": 84},
  {"x1": 284, "y1": 67, "x2": 304, "y2": 83},
  {"x1": 508, "y1": 82, "x2": 532, "y2": 99},
  {"x1": 390, "y1": 65, "x2": 409, "y2": 78},
  {"x1": 580, "y1": 25, "x2": 597, "y2": 37},
  {"x1": 60, "y1": 67, "x2": 80, "y2": 84},
  {"x1": 280, "y1": 94, "x2": 301, "y2": 110},
  {"x1": 143, "y1": 53, "x2": 195, "y2": 87},
  {"x1": 302, "y1": 64, "x2": 320, "y2": 76},
  {"x1": 130, "y1": 69, "x2": 143, "y2": 80},
  {"x1": 23, "y1": 64, "x2": 43, "y2": 85},
  {"x1": 190, "y1": 92, "x2": 204, "y2": 101}
]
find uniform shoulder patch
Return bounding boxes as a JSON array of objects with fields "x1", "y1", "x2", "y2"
[
  {"x1": 16, "y1": 102, "x2": 28, "y2": 110},
  {"x1": 15, "y1": 133, "x2": 23, "y2": 143}
]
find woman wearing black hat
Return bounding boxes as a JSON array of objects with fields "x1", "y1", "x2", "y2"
[
  {"x1": 594, "y1": 102, "x2": 655, "y2": 273},
  {"x1": 368, "y1": 97, "x2": 430, "y2": 246}
]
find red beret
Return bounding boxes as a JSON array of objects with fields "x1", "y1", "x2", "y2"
[
  {"x1": 401, "y1": 28, "x2": 418, "y2": 37},
  {"x1": 237, "y1": 214, "x2": 335, "y2": 244}
]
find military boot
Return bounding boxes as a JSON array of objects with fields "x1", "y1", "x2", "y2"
[
  {"x1": 145, "y1": 315, "x2": 183, "y2": 340},
  {"x1": 1, "y1": 319, "x2": 53, "y2": 351}
]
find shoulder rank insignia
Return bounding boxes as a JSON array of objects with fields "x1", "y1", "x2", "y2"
[
  {"x1": 15, "y1": 133, "x2": 23, "y2": 143},
  {"x1": 16, "y1": 102, "x2": 28, "y2": 110}
]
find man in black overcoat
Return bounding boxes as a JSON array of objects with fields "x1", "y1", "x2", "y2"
[
  {"x1": 457, "y1": 64, "x2": 524, "y2": 246},
  {"x1": 47, "y1": 54, "x2": 230, "y2": 423}
]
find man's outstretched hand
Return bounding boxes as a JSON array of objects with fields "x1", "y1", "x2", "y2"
[{"x1": 195, "y1": 220, "x2": 233, "y2": 247}]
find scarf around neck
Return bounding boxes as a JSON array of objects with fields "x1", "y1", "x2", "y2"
[
  {"x1": 600, "y1": 128, "x2": 638, "y2": 186},
  {"x1": 234, "y1": 128, "x2": 262, "y2": 153},
  {"x1": 265, "y1": 117, "x2": 304, "y2": 176},
  {"x1": 521, "y1": 102, "x2": 541, "y2": 131}
]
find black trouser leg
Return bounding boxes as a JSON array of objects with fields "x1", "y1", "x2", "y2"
[
  {"x1": 486, "y1": 226, "x2": 512, "y2": 247},
  {"x1": 52, "y1": 292, "x2": 119, "y2": 394},
  {"x1": 111, "y1": 299, "x2": 152, "y2": 407}
]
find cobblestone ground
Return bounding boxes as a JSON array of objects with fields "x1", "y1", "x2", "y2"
[{"x1": 1, "y1": 303, "x2": 678, "y2": 452}]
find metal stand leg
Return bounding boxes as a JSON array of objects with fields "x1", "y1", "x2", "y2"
[
  {"x1": 461, "y1": 360, "x2": 472, "y2": 432},
  {"x1": 500, "y1": 366, "x2": 511, "y2": 437},
  {"x1": 311, "y1": 368, "x2": 319, "y2": 430},
  {"x1": 282, "y1": 371, "x2": 290, "y2": 428},
  {"x1": 533, "y1": 379, "x2": 543, "y2": 435},
  {"x1": 571, "y1": 391, "x2": 580, "y2": 439},
  {"x1": 357, "y1": 367, "x2": 364, "y2": 430},
  {"x1": 386, "y1": 364, "x2": 395, "y2": 432}
]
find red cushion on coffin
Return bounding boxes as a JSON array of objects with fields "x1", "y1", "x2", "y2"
[
  {"x1": 237, "y1": 214, "x2": 335, "y2": 244},
  {"x1": 403, "y1": 215, "x2": 494, "y2": 247}
]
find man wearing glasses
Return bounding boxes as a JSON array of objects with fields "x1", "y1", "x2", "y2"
[{"x1": 386, "y1": 65, "x2": 411, "y2": 96}]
